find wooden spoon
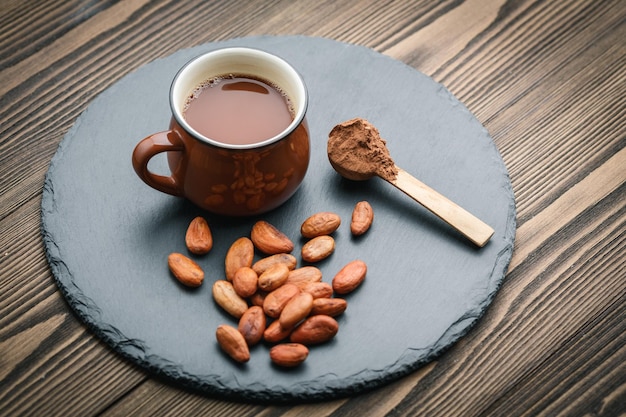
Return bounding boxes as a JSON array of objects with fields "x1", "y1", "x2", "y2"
[{"x1": 328, "y1": 118, "x2": 495, "y2": 247}]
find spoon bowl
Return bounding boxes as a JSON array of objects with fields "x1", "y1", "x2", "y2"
[{"x1": 327, "y1": 158, "x2": 376, "y2": 181}]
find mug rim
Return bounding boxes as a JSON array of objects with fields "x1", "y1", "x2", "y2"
[{"x1": 169, "y1": 47, "x2": 308, "y2": 150}]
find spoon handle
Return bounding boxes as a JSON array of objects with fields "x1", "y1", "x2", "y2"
[{"x1": 389, "y1": 166, "x2": 494, "y2": 247}]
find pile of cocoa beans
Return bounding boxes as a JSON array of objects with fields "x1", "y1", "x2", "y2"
[{"x1": 168, "y1": 201, "x2": 374, "y2": 367}]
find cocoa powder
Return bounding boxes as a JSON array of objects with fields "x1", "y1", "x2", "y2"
[{"x1": 327, "y1": 118, "x2": 398, "y2": 182}]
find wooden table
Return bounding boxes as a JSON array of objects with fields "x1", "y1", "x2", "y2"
[{"x1": 1, "y1": 0, "x2": 624, "y2": 415}]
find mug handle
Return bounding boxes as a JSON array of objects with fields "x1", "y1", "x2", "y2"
[{"x1": 132, "y1": 130, "x2": 185, "y2": 197}]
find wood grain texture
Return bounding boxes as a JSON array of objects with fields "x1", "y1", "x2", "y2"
[{"x1": 1, "y1": 0, "x2": 624, "y2": 416}]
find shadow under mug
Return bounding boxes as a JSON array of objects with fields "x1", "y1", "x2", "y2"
[{"x1": 132, "y1": 47, "x2": 310, "y2": 216}]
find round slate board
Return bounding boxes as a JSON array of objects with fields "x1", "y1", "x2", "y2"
[{"x1": 41, "y1": 35, "x2": 516, "y2": 403}]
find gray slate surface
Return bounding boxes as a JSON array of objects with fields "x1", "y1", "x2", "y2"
[{"x1": 41, "y1": 35, "x2": 516, "y2": 403}]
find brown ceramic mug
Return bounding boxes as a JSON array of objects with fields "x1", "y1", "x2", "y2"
[{"x1": 132, "y1": 47, "x2": 310, "y2": 216}]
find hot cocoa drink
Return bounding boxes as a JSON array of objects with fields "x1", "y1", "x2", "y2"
[
  {"x1": 132, "y1": 47, "x2": 310, "y2": 216},
  {"x1": 183, "y1": 75, "x2": 294, "y2": 145}
]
